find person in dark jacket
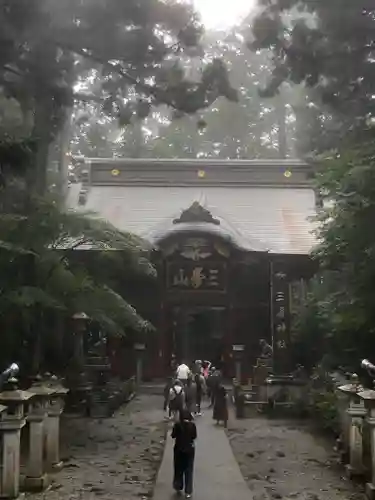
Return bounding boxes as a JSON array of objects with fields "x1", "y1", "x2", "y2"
[
  {"x1": 207, "y1": 368, "x2": 221, "y2": 407},
  {"x1": 184, "y1": 376, "x2": 196, "y2": 414},
  {"x1": 172, "y1": 409, "x2": 197, "y2": 498},
  {"x1": 213, "y1": 383, "x2": 228, "y2": 428}
]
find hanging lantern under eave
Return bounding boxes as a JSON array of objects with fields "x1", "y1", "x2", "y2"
[{"x1": 284, "y1": 169, "x2": 292, "y2": 178}]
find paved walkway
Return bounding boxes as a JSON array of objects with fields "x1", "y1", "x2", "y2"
[{"x1": 153, "y1": 410, "x2": 252, "y2": 500}]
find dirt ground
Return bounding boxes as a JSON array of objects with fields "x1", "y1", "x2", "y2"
[
  {"x1": 227, "y1": 412, "x2": 365, "y2": 500},
  {"x1": 27, "y1": 394, "x2": 166, "y2": 500}
]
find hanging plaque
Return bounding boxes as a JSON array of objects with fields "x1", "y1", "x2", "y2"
[
  {"x1": 167, "y1": 262, "x2": 227, "y2": 291},
  {"x1": 272, "y1": 262, "x2": 290, "y2": 373}
]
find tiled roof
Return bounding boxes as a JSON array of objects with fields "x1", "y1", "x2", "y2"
[{"x1": 68, "y1": 184, "x2": 317, "y2": 255}]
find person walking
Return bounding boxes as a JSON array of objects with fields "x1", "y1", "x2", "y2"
[
  {"x1": 213, "y1": 382, "x2": 228, "y2": 428},
  {"x1": 169, "y1": 379, "x2": 185, "y2": 421},
  {"x1": 163, "y1": 377, "x2": 173, "y2": 420},
  {"x1": 207, "y1": 367, "x2": 221, "y2": 408},
  {"x1": 172, "y1": 409, "x2": 197, "y2": 498},
  {"x1": 184, "y1": 376, "x2": 196, "y2": 414},
  {"x1": 194, "y1": 371, "x2": 205, "y2": 415},
  {"x1": 176, "y1": 361, "x2": 191, "y2": 386}
]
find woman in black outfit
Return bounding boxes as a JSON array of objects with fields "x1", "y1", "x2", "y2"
[{"x1": 171, "y1": 409, "x2": 197, "y2": 498}]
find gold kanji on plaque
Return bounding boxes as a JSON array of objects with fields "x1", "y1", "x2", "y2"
[
  {"x1": 173, "y1": 269, "x2": 189, "y2": 287},
  {"x1": 191, "y1": 267, "x2": 205, "y2": 289}
]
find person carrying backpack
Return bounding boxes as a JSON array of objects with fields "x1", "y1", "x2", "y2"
[{"x1": 169, "y1": 379, "x2": 185, "y2": 420}]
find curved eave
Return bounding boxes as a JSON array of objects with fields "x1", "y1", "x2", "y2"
[{"x1": 147, "y1": 222, "x2": 269, "y2": 253}]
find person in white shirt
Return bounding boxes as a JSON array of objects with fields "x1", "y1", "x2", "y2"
[{"x1": 176, "y1": 362, "x2": 191, "y2": 385}]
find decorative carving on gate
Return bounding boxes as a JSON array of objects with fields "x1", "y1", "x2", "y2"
[
  {"x1": 173, "y1": 201, "x2": 220, "y2": 225},
  {"x1": 162, "y1": 237, "x2": 230, "y2": 261},
  {"x1": 180, "y1": 238, "x2": 212, "y2": 261}
]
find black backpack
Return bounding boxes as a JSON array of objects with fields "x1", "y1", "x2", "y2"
[{"x1": 170, "y1": 386, "x2": 184, "y2": 411}]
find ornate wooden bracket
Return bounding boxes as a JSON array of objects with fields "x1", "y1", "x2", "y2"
[{"x1": 173, "y1": 201, "x2": 220, "y2": 225}]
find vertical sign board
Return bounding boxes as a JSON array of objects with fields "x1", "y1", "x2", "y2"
[{"x1": 271, "y1": 261, "x2": 291, "y2": 374}]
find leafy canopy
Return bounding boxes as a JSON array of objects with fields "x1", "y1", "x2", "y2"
[{"x1": 250, "y1": 0, "x2": 375, "y2": 150}]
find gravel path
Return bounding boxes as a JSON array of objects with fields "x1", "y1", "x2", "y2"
[
  {"x1": 28, "y1": 394, "x2": 166, "y2": 500},
  {"x1": 227, "y1": 413, "x2": 365, "y2": 500}
]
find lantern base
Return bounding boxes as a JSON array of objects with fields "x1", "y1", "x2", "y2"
[
  {"x1": 24, "y1": 473, "x2": 50, "y2": 492},
  {"x1": 366, "y1": 483, "x2": 375, "y2": 500}
]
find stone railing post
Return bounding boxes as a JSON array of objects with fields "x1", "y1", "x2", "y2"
[
  {"x1": 0, "y1": 377, "x2": 34, "y2": 499},
  {"x1": 338, "y1": 374, "x2": 366, "y2": 478},
  {"x1": 45, "y1": 375, "x2": 69, "y2": 472},
  {"x1": 358, "y1": 389, "x2": 375, "y2": 500},
  {"x1": 24, "y1": 375, "x2": 55, "y2": 491}
]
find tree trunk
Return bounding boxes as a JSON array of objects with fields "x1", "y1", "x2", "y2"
[
  {"x1": 31, "y1": 99, "x2": 55, "y2": 195},
  {"x1": 57, "y1": 108, "x2": 73, "y2": 201}
]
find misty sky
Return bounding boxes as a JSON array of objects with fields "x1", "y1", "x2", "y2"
[{"x1": 193, "y1": 0, "x2": 255, "y2": 28}]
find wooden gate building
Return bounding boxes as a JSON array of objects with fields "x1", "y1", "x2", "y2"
[{"x1": 68, "y1": 159, "x2": 317, "y2": 379}]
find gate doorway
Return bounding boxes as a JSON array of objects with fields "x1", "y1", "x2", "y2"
[{"x1": 170, "y1": 306, "x2": 226, "y2": 367}]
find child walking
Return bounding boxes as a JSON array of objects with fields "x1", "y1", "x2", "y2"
[{"x1": 171, "y1": 409, "x2": 197, "y2": 498}]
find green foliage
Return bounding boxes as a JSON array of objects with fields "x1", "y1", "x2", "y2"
[
  {"x1": 250, "y1": 0, "x2": 375, "y2": 153},
  {"x1": 72, "y1": 29, "x2": 297, "y2": 160},
  {"x1": 0, "y1": 0, "x2": 238, "y2": 192},
  {"x1": 0, "y1": 183, "x2": 155, "y2": 343},
  {"x1": 308, "y1": 365, "x2": 340, "y2": 436}
]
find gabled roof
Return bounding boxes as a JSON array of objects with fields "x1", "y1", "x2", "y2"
[
  {"x1": 67, "y1": 158, "x2": 317, "y2": 255},
  {"x1": 146, "y1": 201, "x2": 269, "y2": 252}
]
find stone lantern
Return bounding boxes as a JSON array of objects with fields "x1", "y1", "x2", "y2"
[
  {"x1": 72, "y1": 312, "x2": 89, "y2": 369},
  {"x1": 66, "y1": 312, "x2": 92, "y2": 416},
  {"x1": 358, "y1": 388, "x2": 375, "y2": 499},
  {"x1": 44, "y1": 375, "x2": 69, "y2": 472},
  {"x1": 24, "y1": 375, "x2": 55, "y2": 491},
  {"x1": 0, "y1": 377, "x2": 34, "y2": 499},
  {"x1": 337, "y1": 373, "x2": 366, "y2": 478}
]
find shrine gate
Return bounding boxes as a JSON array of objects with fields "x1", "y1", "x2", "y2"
[{"x1": 68, "y1": 158, "x2": 317, "y2": 379}]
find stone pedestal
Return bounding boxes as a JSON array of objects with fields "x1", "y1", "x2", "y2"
[
  {"x1": 358, "y1": 389, "x2": 375, "y2": 499},
  {"x1": 45, "y1": 376, "x2": 68, "y2": 472},
  {"x1": 253, "y1": 359, "x2": 272, "y2": 387},
  {"x1": 25, "y1": 416, "x2": 47, "y2": 491},
  {"x1": 346, "y1": 402, "x2": 367, "y2": 478},
  {"x1": 24, "y1": 378, "x2": 55, "y2": 491},
  {"x1": 0, "y1": 378, "x2": 34, "y2": 499},
  {"x1": 338, "y1": 375, "x2": 365, "y2": 477}
]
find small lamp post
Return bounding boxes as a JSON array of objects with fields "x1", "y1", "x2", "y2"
[
  {"x1": 232, "y1": 345, "x2": 245, "y2": 385},
  {"x1": 134, "y1": 342, "x2": 146, "y2": 385},
  {"x1": 71, "y1": 312, "x2": 89, "y2": 369},
  {"x1": 67, "y1": 312, "x2": 92, "y2": 416}
]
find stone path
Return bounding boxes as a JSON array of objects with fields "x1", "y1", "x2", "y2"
[{"x1": 153, "y1": 409, "x2": 253, "y2": 500}]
